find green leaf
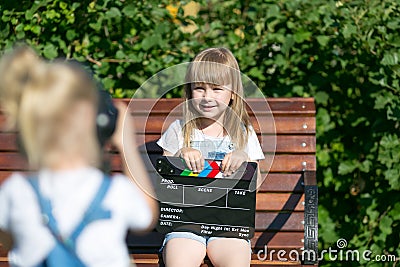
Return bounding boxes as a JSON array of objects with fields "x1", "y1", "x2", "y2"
[
  {"x1": 294, "y1": 30, "x2": 311, "y2": 43},
  {"x1": 103, "y1": 77, "x2": 115, "y2": 89},
  {"x1": 366, "y1": 202, "x2": 380, "y2": 222},
  {"x1": 267, "y1": 4, "x2": 280, "y2": 18},
  {"x1": 374, "y1": 94, "x2": 391, "y2": 109},
  {"x1": 0, "y1": 23, "x2": 10, "y2": 39},
  {"x1": 359, "y1": 159, "x2": 372, "y2": 173},
  {"x1": 122, "y1": 4, "x2": 137, "y2": 17},
  {"x1": 338, "y1": 160, "x2": 357, "y2": 175},
  {"x1": 248, "y1": 67, "x2": 266, "y2": 81},
  {"x1": 255, "y1": 22, "x2": 263, "y2": 36},
  {"x1": 25, "y1": 2, "x2": 43, "y2": 20},
  {"x1": 16, "y1": 31, "x2": 26, "y2": 39},
  {"x1": 316, "y1": 108, "x2": 335, "y2": 133},
  {"x1": 15, "y1": 23, "x2": 24, "y2": 32},
  {"x1": 314, "y1": 91, "x2": 329, "y2": 105},
  {"x1": 106, "y1": 7, "x2": 121, "y2": 18},
  {"x1": 388, "y1": 202, "x2": 400, "y2": 221},
  {"x1": 381, "y1": 52, "x2": 399, "y2": 66},
  {"x1": 115, "y1": 50, "x2": 126, "y2": 59},
  {"x1": 387, "y1": 20, "x2": 399, "y2": 30},
  {"x1": 59, "y1": 1, "x2": 68, "y2": 10},
  {"x1": 31, "y1": 25, "x2": 41, "y2": 35},
  {"x1": 89, "y1": 21, "x2": 102, "y2": 31},
  {"x1": 141, "y1": 35, "x2": 157, "y2": 51},
  {"x1": 384, "y1": 169, "x2": 400, "y2": 190},
  {"x1": 281, "y1": 35, "x2": 294, "y2": 53},
  {"x1": 25, "y1": 9, "x2": 35, "y2": 20},
  {"x1": 317, "y1": 149, "x2": 330, "y2": 167},
  {"x1": 379, "y1": 216, "x2": 393, "y2": 235},
  {"x1": 342, "y1": 24, "x2": 357, "y2": 39},
  {"x1": 155, "y1": 23, "x2": 168, "y2": 35},
  {"x1": 318, "y1": 206, "x2": 339, "y2": 243},
  {"x1": 228, "y1": 32, "x2": 240, "y2": 45},
  {"x1": 293, "y1": 85, "x2": 304, "y2": 95},
  {"x1": 66, "y1": 29, "x2": 76, "y2": 41},
  {"x1": 42, "y1": 43, "x2": 58, "y2": 59},
  {"x1": 316, "y1": 35, "x2": 330, "y2": 46},
  {"x1": 45, "y1": 9, "x2": 60, "y2": 20}
]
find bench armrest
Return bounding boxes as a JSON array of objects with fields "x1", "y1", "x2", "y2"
[{"x1": 302, "y1": 170, "x2": 318, "y2": 265}]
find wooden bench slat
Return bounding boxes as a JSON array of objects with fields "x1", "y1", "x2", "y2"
[
  {"x1": 256, "y1": 194, "x2": 305, "y2": 211},
  {"x1": 255, "y1": 212, "x2": 304, "y2": 231},
  {"x1": 129, "y1": 254, "x2": 309, "y2": 267},
  {"x1": 252, "y1": 232, "x2": 304, "y2": 249},
  {"x1": 0, "y1": 153, "x2": 28, "y2": 171},
  {"x1": 258, "y1": 173, "x2": 304, "y2": 193},
  {"x1": 0, "y1": 133, "x2": 316, "y2": 154},
  {"x1": 124, "y1": 98, "x2": 315, "y2": 115},
  {"x1": 0, "y1": 133, "x2": 16, "y2": 152},
  {"x1": 134, "y1": 255, "x2": 307, "y2": 267},
  {"x1": 128, "y1": 116, "x2": 315, "y2": 135},
  {"x1": 113, "y1": 154, "x2": 317, "y2": 173},
  {"x1": 267, "y1": 155, "x2": 316, "y2": 172},
  {"x1": 1, "y1": 116, "x2": 315, "y2": 135},
  {"x1": 0, "y1": 153, "x2": 316, "y2": 173},
  {"x1": 138, "y1": 154, "x2": 317, "y2": 174},
  {"x1": 135, "y1": 135, "x2": 316, "y2": 154},
  {"x1": 1, "y1": 256, "x2": 309, "y2": 267},
  {"x1": 126, "y1": 231, "x2": 305, "y2": 252}
]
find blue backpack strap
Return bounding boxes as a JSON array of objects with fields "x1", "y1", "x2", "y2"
[
  {"x1": 27, "y1": 177, "x2": 64, "y2": 242},
  {"x1": 27, "y1": 175, "x2": 112, "y2": 266},
  {"x1": 68, "y1": 175, "x2": 112, "y2": 245},
  {"x1": 27, "y1": 177, "x2": 85, "y2": 266}
]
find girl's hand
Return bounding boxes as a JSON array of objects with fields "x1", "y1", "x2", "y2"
[
  {"x1": 221, "y1": 150, "x2": 249, "y2": 176},
  {"x1": 179, "y1": 147, "x2": 204, "y2": 173},
  {"x1": 109, "y1": 101, "x2": 131, "y2": 151},
  {"x1": 109, "y1": 101, "x2": 159, "y2": 229}
]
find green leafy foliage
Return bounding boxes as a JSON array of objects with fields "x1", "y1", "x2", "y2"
[
  {"x1": 1, "y1": 0, "x2": 399, "y2": 265},
  {"x1": 0, "y1": 0, "x2": 192, "y2": 97}
]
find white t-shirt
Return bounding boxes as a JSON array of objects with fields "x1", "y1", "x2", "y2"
[
  {"x1": 0, "y1": 167, "x2": 152, "y2": 267},
  {"x1": 157, "y1": 120, "x2": 265, "y2": 161}
]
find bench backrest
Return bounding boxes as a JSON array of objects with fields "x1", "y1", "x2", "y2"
[
  {"x1": 120, "y1": 97, "x2": 317, "y2": 257},
  {"x1": 0, "y1": 97, "x2": 317, "y2": 264}
]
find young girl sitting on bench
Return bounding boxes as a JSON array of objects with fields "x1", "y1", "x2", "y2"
[{"x1": 157, "y1": 47, "x2": 264, "y2": 267}]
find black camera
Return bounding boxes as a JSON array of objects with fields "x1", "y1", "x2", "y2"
[{"x1": 96, "y1": 89, "x2": 118, "y2": 147}]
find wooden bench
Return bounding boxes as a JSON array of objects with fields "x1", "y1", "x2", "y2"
[{"x1": 0, "y1": 97, "x2": 318, "y2": 266}]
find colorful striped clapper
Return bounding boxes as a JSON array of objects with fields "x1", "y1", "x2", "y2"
[{"x1": 155, "y1": 156, "x2": 257, "y2": 239}]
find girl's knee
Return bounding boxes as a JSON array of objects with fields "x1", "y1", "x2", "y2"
[
  {"x1": 207, "y1": 239, "x2": 251, "y2": 267},
  {"x1": 163, "y1": 238, "x2": 206, "y2": 267}
]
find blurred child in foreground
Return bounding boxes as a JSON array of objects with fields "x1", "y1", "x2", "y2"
[{"x1": 0, "y1": 46, "x2": 158, "y2": 267}]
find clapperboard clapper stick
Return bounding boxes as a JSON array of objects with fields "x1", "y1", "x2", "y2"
[{"x1": 155, "y1": 156, "x2": 257, "y2": 239}]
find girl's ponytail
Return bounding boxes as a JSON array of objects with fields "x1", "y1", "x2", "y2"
[
  {"x1": 0, "y1": 45, "x2": 100, "y2": 169},
  {"x1": 0, "y1": 45, "x2": 45, "y2": 130}
]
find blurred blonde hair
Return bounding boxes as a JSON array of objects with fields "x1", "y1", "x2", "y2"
[
  {"x1": 183, "y1": 47, "x2": 250, "y2": 150},
  {"x1": 0, "y1": 46, "x2": 100, "y2": 168},
  {"x1": 0, "y1": 46, "x2": 39, "y2": 130}
]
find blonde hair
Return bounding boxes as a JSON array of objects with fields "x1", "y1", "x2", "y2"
[
  {"x1": 183, "y1": 47, "x2": 251, "y2": 150},
  {"x1": 0, "y1": 46, "x2": 100, "y2": 168},
  {"x1": 0, "y1": 46, "x2": 39, "y2": 130}
]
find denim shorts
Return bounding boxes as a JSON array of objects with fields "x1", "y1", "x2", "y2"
[{"x1": 160, "y1": 231, "x2": 251, "y2": 252}]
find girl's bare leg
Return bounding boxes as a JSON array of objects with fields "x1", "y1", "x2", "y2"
[
  {"x1": 207, "y1": 238, "x2": 251, "y2": 267},
  {"x1": 163, "y1": 238, "x2": 206, "y2": 267}
]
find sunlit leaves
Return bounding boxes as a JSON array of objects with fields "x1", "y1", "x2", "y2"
[{"x1": 1, "y1": 1, "x2": 399, "y2": 265}]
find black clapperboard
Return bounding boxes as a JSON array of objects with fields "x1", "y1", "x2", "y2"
[{"x1": 155, "y1": 156, "x2": 257, "y2": 239}]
